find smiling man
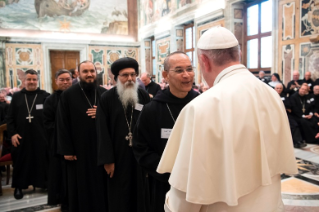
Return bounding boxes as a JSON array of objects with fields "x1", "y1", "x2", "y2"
[
  {"x1": 96, "y1": 57, "x2": 150, "y2": 212},
  {"x1": 56, "y1": 61, "x2": 107, "y2": 212},
  {"x1": 6, "y1": 69, "x2": 50, "y2": 200},
  {"x1": 132, "y1": 51, "x2": 199, "y2": 212}
]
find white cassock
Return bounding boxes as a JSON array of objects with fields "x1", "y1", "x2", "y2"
[{"x1": 157, "y1": 64, "x2": 298, "y2": 212}]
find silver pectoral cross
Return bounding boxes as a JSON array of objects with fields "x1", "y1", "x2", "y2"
[
  {"x1": 125, "y1": 132, "x2": 133, "y2": 147},
  {"x1": 26, "y1": 114, "x2": 34, "y2": 123}
]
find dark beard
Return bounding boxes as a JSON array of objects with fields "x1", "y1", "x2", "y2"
[{"x1": 80, "y1": 80, "x2": 97, "y2": 91}]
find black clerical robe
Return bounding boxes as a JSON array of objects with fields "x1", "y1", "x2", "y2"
[
  {"x1": 132, "y1": 88, "x2": 199, "y2": 212},
  {"x1": 43, "y1": 90, "x2": 68, "y2": 206},
  {"x1": 145, "y1": 81, "x2": 161, "y2": 98},
  {"x1": 0, "y1": 102, "x2": 9, "y2": 125},
  {"x1": 290, "y1": 92, "x2": 318, "y2": 144},
  {"x1": 303, "y1": 78, "x2": 314, "y2": 93},
  {"x1": 280, "y1": 94, "x2": 304, "y2": 146},
  {"x1": 258, "y1": 77, "x2": 269, "y2": 84},
  {"x1": 287, "y1": 80, "x2": 304, "y2": 96},
  {"x1": 56, "y1": 84, "x2": 107, "y2": 212},
  {"x1": 96, "y1": 87, "x2": 150, "y2": 212},
  {"x1": 6, "y1": 88, "x2": 50, "y2": 189}
]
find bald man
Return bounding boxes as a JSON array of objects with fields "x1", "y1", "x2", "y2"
[
  {"x1": 140, "y1": 73, "x2": 161, "y2": 98},
  {"x1": 287, "y1": 71, "x2": 303, "y2": 96},
  {"x1": 302, "y1": 71, "x2": 314, "y2": 93}
]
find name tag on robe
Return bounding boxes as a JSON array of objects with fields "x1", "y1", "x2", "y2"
[
  {"x1": 307, "y1": 100, "x2": 311, "y2": 104},
  {"x1": 161, "y1": 128, "x2": 172, "y2": 139},
  {"x1": 281, "y1": 97, "x2": 285, "y2": 101},
  {"x1": 310, "y1": 98, "x2": 314, "y2": 102},
  {"x1": 135, "y1": 103, "x2": 144, "y2": 111},
  {"x1": 36, "y1": 104, "x2": 43, "y2": 110},
  {"x1": 309, "y1": 83, "x2": 312, "y2": 87}
]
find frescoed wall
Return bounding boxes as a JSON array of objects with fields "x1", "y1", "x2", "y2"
[
  {"x1": 88, "y1": 46, "x2": 139, "y2": 85},
  {"x1": 139, "y1": 0, "x2": 203, "y2": 27},
  {"x1": 278, "y1": 0, "x2": 319, "y2": 85},
  {"x1": 0, "y1": 0, "x2": 129, "y2": 35},
  {"x1": 5, "y1": 43, "x2": 44, "y2": 89},
  {"x1": 156, "y1": 36, "x2": 170, "y2": 82}
]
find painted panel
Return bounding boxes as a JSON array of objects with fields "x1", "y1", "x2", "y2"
[
  {"x1": 300, "y1": 0, "x2": 319, "y2": 36},
  {"x1": 0, "y1": 0, "x2": 128, "y2": 35},
  {"x1": 139, "y1": 0, "x2": 203, "y2": 27},
  {"x1": 156, "y1": 36, "x2": 170, "y2": 82},
  {"x1": 282, "y1": 2, "x2": 295, "y2": 40}
]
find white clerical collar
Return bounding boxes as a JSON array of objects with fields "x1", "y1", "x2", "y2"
[{"x1": 213, "y1": 64, "x2": 246, "y2": 86}]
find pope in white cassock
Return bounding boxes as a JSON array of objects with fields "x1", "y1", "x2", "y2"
[{"x1": 157, "y1": 26, "x2": 298, "y2": 212}]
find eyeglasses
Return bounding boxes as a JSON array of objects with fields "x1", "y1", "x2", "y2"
[
  {"x1": 119, "y1": 73, "x2": 138, "y2": 78},
  {"x1": 169, "y1": 67, "x2": 194, "y2": 74},
  {"x1": 58, "y1": 78, "x2": 72, "y2": 82}
]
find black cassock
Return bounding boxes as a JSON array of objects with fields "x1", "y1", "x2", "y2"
[
  {"x1": 280, "y1": 94, "x2": 304, "y2": 146},
  {"x1": 43, "y1": 90, "x2": 68, "y2": 206},
  {"x1": 145, "y1": 81, "x2": 161, "y2": 97},
  {"x1": 56, "y1": 84, "x2": 107, "y2": 212},
  {"x1": 132, "y1": 88, "x2": 199, "y2": 212},
  {"x1": 303, "y1": 78, "x2": 314, "y2": 93},
  {"x1": 96, "y1": 87, "x2": 150, "y2": 212},
  {"x1": 287, "y1": 80, "x2": 304, "y2": 96},
  {"x1": 6, "y1": 88, "x2": 50, "y2": 189},
  {"x1": 290, "y1": 92, "x2": 319, "y2": 144}
]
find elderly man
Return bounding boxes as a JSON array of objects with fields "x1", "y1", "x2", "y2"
[
  {"x1": 96, "y1": 57, "x2": 150, "y2": 212},
  {"x1": 140, "y1": 72, "x2": 161, "y2": 98},
  {"x1": 303, "y1": 71, "x2": 314, "y2": 93},
  {"x1": 133, "y1": 51, "x2": 199, "y2": 212},
  {"x1": 43, "y1": 69, "x2": 72, "y2": 209},
  {"x1": 56, "y1": 61, "x2": 107, "y2": 212},
  {"x1": 157, "y1": 27, "x2": 297, "y2": 212},
  {"x1": 287, "y1": 70, "x2": 303, "y2": 96},
  {"x1": 6, "y1": 69, "x2": 50, "y2": 199},
  {"x1": 258, "y1": 70, "x2": 269, "y2": 84},
  {"x1": 290, "y1": 84, "x2": 318, "y2": 144},
  {"x1": 275, "y1": 83, "x2": 306, "y2": 148}
]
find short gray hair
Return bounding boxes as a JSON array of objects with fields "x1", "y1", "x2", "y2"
[{"x1": 198, "y1": 45, "x2": 241, "y2": 66}]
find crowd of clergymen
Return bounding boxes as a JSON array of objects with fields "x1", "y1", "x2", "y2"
[
  {"x1": 0, "y1": 51, "x2": 203, "y2": 212},
  {"x1": 257, "y1": 70, "x2": 319, "y2": 148}
]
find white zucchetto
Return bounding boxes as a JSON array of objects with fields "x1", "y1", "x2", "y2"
[{"x1": 197, "y1": 26, "x2": 239, "y2": 50}]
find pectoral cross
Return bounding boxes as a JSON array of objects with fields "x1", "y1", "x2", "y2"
[
  {"x1": 26, "y1": 114, "x2": 34, "y2": 123},
  {"x1": 302, "y1": 107, "x2": 305, "y2": 114},
  {"x1": 125, "y1": 132, "x2": 133, "y2": 147}
]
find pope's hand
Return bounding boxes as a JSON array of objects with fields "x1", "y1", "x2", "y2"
[
  {"x1": 104, "y1": 163, "x2": 115, "y2": 178},
  {"x1": 87, "y1": 105, "x2": 97, "y2": 119},
  {"x1": 11, "y1": 134, "x2": 22, "y2": 147}
]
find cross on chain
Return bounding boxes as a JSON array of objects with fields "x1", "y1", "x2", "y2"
[
  {"x1": 26, "y1": 114, "x2": 34, "y2": 123},
  {"x1": 125, "y1": 132, "x2": 133, "y2": 147}
]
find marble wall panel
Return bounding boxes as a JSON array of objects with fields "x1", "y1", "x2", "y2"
[
  {"x1": 282, "y1": 44, "x2": 295, "y2": 84},
  {"x1": 283, "y1": 2, "x2": 295, "y2": 40}
]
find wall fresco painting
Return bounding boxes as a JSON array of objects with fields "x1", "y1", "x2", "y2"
[
  {"x1": 283, "y1": 2, "x2": 295, "y2": 40},
  {"x1": 0, "y1": 0, "x2": 128, "y2": 35},
  {"x1": 90, "y1": 49, "x2": 105, "y2": 85},
  {"x1": 300, "y1": 0, "x2": 319, "y2": 36}
]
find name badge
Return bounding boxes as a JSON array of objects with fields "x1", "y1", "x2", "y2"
[
  {"x1": 310, "y1": 98, "x2": 314, "y2": 102},
  {"x1": 281, "y1": 97, "x2": 285, "y2": 100},
  {"x1": 36, "y1": 104, "x2": 43, "y2": 110},
  {"x1": 135, "y1": 103, "x2": 144, "y2": 111},
  {"x1": 161, "y1": 128, "x2": 172, "y2": 139},
  {"x1": 307, "y1": 100, "x2": 311, "y2": 104},
  {"x1": 308, "y1": 83, "x2": 312, "y2": 87}
]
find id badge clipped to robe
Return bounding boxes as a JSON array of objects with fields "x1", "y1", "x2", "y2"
[{"x1": 161, "y1": 128, "x2": 172, "y2": 139}]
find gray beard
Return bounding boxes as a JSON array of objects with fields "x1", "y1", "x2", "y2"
[{"x1": 116, "y1": 80, "x2": 139, "y2": 109}]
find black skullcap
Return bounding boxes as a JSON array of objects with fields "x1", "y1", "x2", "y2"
[{"x1": 111, "y1": 57, "x2": 139, "y2": 81}]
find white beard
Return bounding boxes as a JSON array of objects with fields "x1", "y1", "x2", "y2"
[{"x1": 117, "y1": 80, "x2": 139, "y2": 109}]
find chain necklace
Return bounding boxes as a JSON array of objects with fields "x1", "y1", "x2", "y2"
[
  {"x1": 78, "y1": 83, "x2": 96, "y2": 108},
  {"x1": 122, "y1": 104, "x2": 134, "y2": 147},
  {"x1": 166, "y1": 103, "x2": 176, "y2": 123},
  {"x1": 299, "y1": 97, "x2": 306, "y2": 114},
  {"x1": 25, "y1": 94, "x2": 38, "y2": 123}
]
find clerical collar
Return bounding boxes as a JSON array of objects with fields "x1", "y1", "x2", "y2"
[{"x1": 214, "y1": 64, "x2": 246, "y2": 86}]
